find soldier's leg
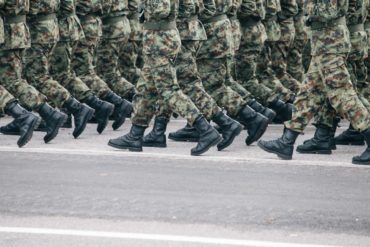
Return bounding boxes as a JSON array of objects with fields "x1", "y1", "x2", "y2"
[
  {"x1": 96, "y1": 39, "x2": 135, "y2": 101},
  {"x1": 24, "y1": 43, "x2": 94, "y2": 139},
  {"x1": 50, "y1": 41, "x2": 114, "y2": 134},
  {"x1": 119, "y1": 40, "x2": 142, "y2": 85},
  {"x1": 0, "y1": 86, "x2": 41, "y2": 147},
  {"x1": 0, "y1": 50, "x2": 67, "y2": 143}
]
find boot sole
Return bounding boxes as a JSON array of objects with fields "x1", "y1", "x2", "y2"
[
  {"x1": 296, "y1": 149, "x2": 332, "y2": 155},
  {"x1": 97, "y1": 106, "x2": 114, "y2": 134},
  {"x1": 44, "y1": 114, "x2": 68, "y2": 144},
  {"x1": 335, "y1": 141, "x2": 365, "y2": 146},
  {"x1": 217, "y1": 125, "x2": 243, "y2": 151},
  {"x1": 352, "y1": 160, "x2": 370, "y2": 165},
  {"x1": 246, "y1": 118, "x2": 269, "y2": 146},
  {"x1": 17, "y1": 117, "x2": 40, "y2": 148},
  {"x1": 257, "y1": 141, "x2": 292, "y2": 160},
  {"x1": 73, "y1": 109, "x2": 95, "y2": 139},
  {"x1": 108, "y1": 141, "x2": 143, "y2": 152},
  {"x1": 191, "y1": 135, "x2": 222, "y2": 156},
  {"x1": 168, "y1": 136, "x2": 199, "y2": 142},
  {"x1": 142, "y1": 142, "x2": 167, "y2": 148}
]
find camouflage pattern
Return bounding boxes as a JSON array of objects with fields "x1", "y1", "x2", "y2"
[
  {"x1": 270, "y1": 0, "x2": 300, "y2": 93},
  {"x1": 24, "y1": 0, "x2": 72, "y2": 108},
  {"x1": 96, "y1": 0, "x2": 136, "y2": 99},
  {"x1": 285, "y1": 0, "x2": 370, "y2": 133},
  {"x1": 0, "y1": 1, "x2": 47, "y2": 110},
  {"x1": 286, "y1": 0, "x2": 308, "y2": 82},
  {"x1": 73, "y1": 0, "x2": 113, "y2": 98},
  {"x1": 131, "y1": 0, "x2": 202, "y2": 127},
  {"x1": 0, "y1": 85, "x2": 15, "y2": 114},
  {"x1": 49, "y1": 0, "x2": 93, "y2": 102}
]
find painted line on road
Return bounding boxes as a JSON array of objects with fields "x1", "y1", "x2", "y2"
[
  {"x1": 0, "y1": 146, "x2": 360, "y2": 168},
  {"x1": 0, "y1": 227, "x2": 340, "y2": 247}
]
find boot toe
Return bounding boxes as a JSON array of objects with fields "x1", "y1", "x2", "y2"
[{"x1": 257, "y1": 140, "x2": 293, "y2": 160}]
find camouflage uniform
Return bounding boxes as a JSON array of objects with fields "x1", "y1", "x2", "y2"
[
  {"x1": 0, "y1": 85, "x2": 15, "y2": 114},
  {"x1": 364, "y1": 4, "x2": 370, "y2": 103},
  {"x1": 197, "y1": 0, "x2": 249, "y2": 117},
  {"x1": 73, "y1": 0, "x2": 114, "y2": 98},
  {"x1": 270, "y1": 0, "x2": 300, "y2": 93},
  {"x1": 24, "y1": 0, "x2": 73, "y2": 108},
  {"x1": 0, "y1": 11, "x2": 15, "y2": 114},
  {"x1": 131, "y1": 0, "x2": 202, "y2": 127},
  {"x1": 119, "y1": 0, "x2": 143, "y2": 84},
  {"x1": 49, "y1": 0, "x2": 93, "y2": 101},
  {"x1": 256, "y1": 0, "x2": 296, "y2": 103},
  {"x1": 286, "y1": 0, "x2": 308, "y2": 82},
  {"x1": 285, "y1": 0, "x2": 370, "y2": 133},
  {"x1": 0, "y1": 0, "x2": 47, "y2": 110},
  {"x1": 96, "y1": 0, "x2": 136, "y2": 100}
]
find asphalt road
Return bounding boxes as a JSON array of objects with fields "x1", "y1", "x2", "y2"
[{"x1": 0, "y1": 118, "x2": 369, "y2": 247}]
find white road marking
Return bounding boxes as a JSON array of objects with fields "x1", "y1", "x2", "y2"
[
  {"x1": 0, "y1": 227, "x2": 340, "y2": 247},
  {"x1": 0, "y1": 146, "x2": 358, "y2": 168}
]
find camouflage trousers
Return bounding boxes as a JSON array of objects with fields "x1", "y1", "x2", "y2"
[
  {"x1": 119, "y1": 40, "x2": 143, "y2": 85},
  {"x1": 72, "y1": 16, "x2": 113, "y2": 99},
  {"x1": 285, "y1": 54, "x2": 370, "y2": 132},
  {"x1": 0, "y1": 49, "x2": 46, "y2": 110},
  {"x1": 0, "y1": 85, "x2": 15, "y2": 114},
  {"x1": 287, "y1": 14, "x2": 308, "y2": 82},
  {"x1": 97, "y1": 38, "x2": 135, "y2": 99},
  {"x1": 257, "y1": 42, "x2": 295, "y2": 102},
  {"x1": 235, "y1": 22, "x2": 283, "y2": 106},
  {"x1": 50, "y1": 41, "x2": 93, "y2": 101},
  {"x1": 132, "y1": 29, "x2": 201, "y2": 127},
  {"x1": 226, "y1": 19, "x2": 259, "y2": 105},
  {"x1": 197, "y1": 19, "x2": 246, "y2": 117},
  {"x1": 312, "y1": 30, "x2": 370, "y2": 128},
  {"x1": 23, "y1": 43, "x2": 71, "y2": 108},
  {"x1": 158, "y1": 40, "x2": 221, "y2": 120},
  {"x1": 271, "y1": 18, "x2": 301, "y2": 93}
]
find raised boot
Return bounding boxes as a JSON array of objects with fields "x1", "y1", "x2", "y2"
[
  {"x1": 103, "y1": 92, "x2": 133, "y2": 130},
  {"x1": 296, "y1": 124, "x2": 332, "y2": 154},
  {"x1": 191, "y1": 116, "x2": 222, "y2": 156},
  {"x1": 212, "y1": 111, "x2": 243, "y2": 151},
  {"x1": 258, "y1": 128, "x2": 300, "y2": 160},
  {"x1": 37, "y1": 103, "x2": 68, "y2": 143},
  {"x1": 168, "y1": 124, "x2": 200, "y2": 142},
  {"x1": 83, "y1": 94, "x2": 114, "y2": 134},
  {"x1": 334, "y1": 124, "x2": 365, "y2": 146},
  {"x1": 143, "y1": 116, "x2": 169, "y2": 147},
  {"x1": 108, "y1": 124, "x2": 146, "y2": 152},
  {"x1": 268, "y1": 99, "x2": 293, "y2": 122},
  {"x1": 237, "y1": 105, "x2": 269, "y2": 145},
  {"x1": 63, "y1": 97, "x2": 94, "y2": 138},
  {"x1": 352, "y1": 129, "x2": 370, "y2": 165},
  {"x1": 248, "y1": 100, "x2": 276, "y2": 123},
  {"x1": 4, "y1": 102, "x2": 40, "y2": 147},
  {"x1": 60, "y1": 108, "x2": 72, "y2": 129}
]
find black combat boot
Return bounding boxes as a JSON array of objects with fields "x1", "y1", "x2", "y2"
[
  {"x1": 83, "y1": 94, "x2": 114, "y2": 134},
  {"x1": 191, "y1": 116, "x2": 222, "y2": 156},
  {"x1": 60, "y1": 108, "x2": 72, "y2": 129},
  {"x1": 63, "y1": 97, "x2": 94, "y2": 138},
  {"x1": 108, "y1": 124, "x2": 146, "y2": 152},
  {"x1": 352, "y1": 129, "x2": 370, "y2": 165},
  {"x1": 103, "y1": 91, "x2": 133, "y2": 130},
  {"x1": 268, "y1": 99, "x2": 293, "y2": 122},
  {"x1": 37, "y1": 103, "x2": 68, "y2": 143},
  {"x1": 237, "y1": 105, "x2": 269, "y2": 146},
  {"x1": 168, "y1": 124, "x2": 200, "y2": 142},
  {"x1": 212, "y1": 111, "x2": 243, "y2": 151},
  {"x1": 329, "y1": 117, "x2": 341, "y2": 150},
  {"x1": 258, "y1": 128, "x2": 300, "y2": 160},
  {"x1": 334, "y1": 124, "x2": 365, "y2": 146},
  {"x1": 248, "y1": 100, "x2": 276, "y2": 123},
  {"x1": 3, "y1": 102, "x2": 40, "y2": 147},
  {"x1": 143, "y1": 116, "x2": 169, "y2": 147},
  {"x1": 296, "y1": 124, "x2": 332, "y2": 154}
]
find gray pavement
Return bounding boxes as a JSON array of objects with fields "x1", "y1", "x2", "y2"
[{"x1": 0, "y1": 117, "x2": 369, "y2": 247}]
